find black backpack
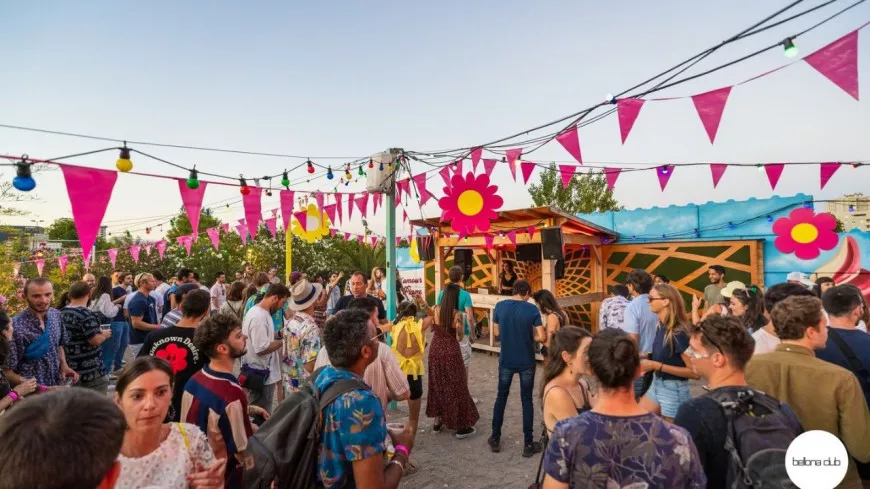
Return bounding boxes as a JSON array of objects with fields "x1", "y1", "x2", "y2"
[
  {"x1": 242, "y1": 367, "x2": 369, "y2": 489},
  {"x1": 707, "y1": 388, "x2": 801, "y2": 489}
]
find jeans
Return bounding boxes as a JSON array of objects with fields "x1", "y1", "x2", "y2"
[
  {"x1": 102, "y1": 321, "x2": 129, "y2": 372},
  {"x1": 491, "y1": 365, "x2": 536, "y2": 445}
]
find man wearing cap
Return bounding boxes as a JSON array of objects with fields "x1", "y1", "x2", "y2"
[{"x1": 282, "y1": 279, "x2": 323, "y2": 393}]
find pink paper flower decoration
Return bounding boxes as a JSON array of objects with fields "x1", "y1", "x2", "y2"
[
  {"x1": 438, "y1": 172, "x2": 503, "y2": 235},
  {"x1": 772, "y1": 208, "x2": 839, "y2": 260}
]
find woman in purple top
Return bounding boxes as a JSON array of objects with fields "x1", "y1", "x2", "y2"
[{"x1": 542, "y1": 328, "x2": 706, "y2": 489}]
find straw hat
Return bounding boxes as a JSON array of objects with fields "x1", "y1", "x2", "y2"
[{"x1": 288, "y1": 279, "x2": 323, "y2": 311}]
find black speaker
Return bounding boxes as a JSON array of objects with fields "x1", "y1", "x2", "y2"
[
  {"x1": 541, "y1": 227, "x2": 564, "y2": 260},
  {"x1": 555, "y1": 258, "x2": 565, "y2": 280},
  {"x1": 417, "y1": 235, "x2": 435, "y2": 261},
  {"x1": 516, "y1": 243, "x2": 542, "y2": 262},
  {"x1": 453, "y1": 248, "x2": 473, "y2": 281}
]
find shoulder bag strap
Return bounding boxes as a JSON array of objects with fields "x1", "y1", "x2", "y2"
[
  {"x1": 175, "y1": 422, "x2": 191, "y2": 450},
  {"x1": 827, "y1": 328, "x2": 870, "y2": 385}
]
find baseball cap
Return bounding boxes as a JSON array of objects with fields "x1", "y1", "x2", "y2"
[
  {"x1": 786, "y1": 272, "x2": 815, "y2": 289},
  {"x1": 720, "y1": 281, "x2": 747, "y2": 299}
]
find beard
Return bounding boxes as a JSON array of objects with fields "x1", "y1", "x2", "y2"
[
  {"x1": 28, "y1": 300, "x2": 49, "y2": 312},
  {"x1": 229, "y1": 345, "x2": 247, "y2": 359}
]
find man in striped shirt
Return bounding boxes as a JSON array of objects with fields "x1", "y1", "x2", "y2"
[{"x1": 181, "y1": 312, "x2": 269, "y2": 489}]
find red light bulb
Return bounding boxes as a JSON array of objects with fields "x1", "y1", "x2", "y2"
[
  {"x1": 307, "y1": 160, "x2": 315, "y2": 174},
  {"x1": 368, "y1": 159, "x2": 374, "y2": 169},
  {"x1": 239, "y1": 177, "x2": 250, "y2": 195}
]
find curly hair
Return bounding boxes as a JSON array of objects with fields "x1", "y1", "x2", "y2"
[
  {"x1": 693, "y1": 315, "x2": 755, "y2": 370},
  {"x1": 323, "y1": 310, "x2": 372, "y2": 368},
  {"x1": 194, "y1": 312, "x2": 243, "y2": 358}
]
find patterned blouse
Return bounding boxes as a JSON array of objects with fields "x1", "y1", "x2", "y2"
[
  {"x1": 315, "y1": 366, "x2": 386, "y2": 489},
  {"x1": 543, "y1": 412, "x2": 706, "y2": 489},
  {"x1": 7, "y1": 308, "x2": 68, "y2": 386},
  {"x1": 281, "y1": 311, "x2": 321, "y2": 392},
  {"x1": 116, "y1": 423, "x2": 216, "y2": 489}
]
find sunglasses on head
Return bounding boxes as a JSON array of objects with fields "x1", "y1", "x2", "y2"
[{"x1": 693, "y1": 322, "x2": 723, "y2": 355}]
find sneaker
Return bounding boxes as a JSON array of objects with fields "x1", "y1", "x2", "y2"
[
  {"x1": 432, "y1": 423, "x2": 443, "y2": 433},
  {"x1": 488, "y1": 435, "x2": 501, "y2": 453},
  {"x1": 522, "y1": 441, "x2": 543, "y2": 458},
  {"x1": 455, "y1": 427, "x2": 476, "y2": 439}
]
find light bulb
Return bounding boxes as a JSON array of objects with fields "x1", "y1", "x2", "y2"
[
  {"x1": 239, "y1": 178, "x2": 250, "y2": 195},
  {"x1": 327, "y1": 167, "x2": 334, "y2": 180},
  {"x1": 783, "y1": 38, "x2": 798, "y2": 58},
  {"x1": 766, "y1": 215, "x2": 773, "y2": 223},
  {"x1": 306, "y1": 160, "x2": 315, "y2": 174},
  {"x1": 849, "y1": 205, "x2": 855, "y2": 213},
  {"x1": 116, "y1": 145, "x2": 133, "y2": 172},
  {"x1": 358, "y1": 165, "x2": 365, "y2": 176},
  {"x1": 379, "y1": 162, "x2": 384, "y2": 171},
  {"x1": 756, "y1": 164, "x2": 764, "y2": 172},
  {"x1": 605, "y1": 93, "x2": 616, "y2": 104},
  {"x1": 186, "y1": 168, "x2": 199, "y2": 189},
  {"x1": 660, "y1": 166, "x2": 669, "y2": 175},
  {"x1": 281, "y1": 171, "x2": 290, "y2": 187},
  {"x1": 368, "y1": 158, "x2": 374, "y2": 169},
  {"x1": 12, "y1": 160, "x2": 36, "y2": 191}
]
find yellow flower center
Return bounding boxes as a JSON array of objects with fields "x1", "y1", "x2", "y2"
[
  {"x1": 457, "y1": 190, "x2": 484, "y2": 216},
  {"x1": 790, "y1": 223, "x2": 819, "y2": 244}
]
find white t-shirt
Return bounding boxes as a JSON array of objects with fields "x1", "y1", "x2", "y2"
[
  {"x1": 210, "y1": 283, "x2": 227, "y2": 310},
  {"x1": 242, "y1": 306, "x2": 281, "y2": 385},
  {"x1": 752, "y1": 327, "x2": 780, "y2": 355},
  {"x1": 116, "y1": 423, "x2": 215, "y2": 489}
]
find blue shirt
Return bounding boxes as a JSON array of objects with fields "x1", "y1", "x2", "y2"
[
  {"x1": 816, "y1": 327, "x2": 870, "y2": 407},
  {"x1": 493, "y1": 299, "x2": 542, "y2": 369},
  {"x1": 315, "y1": 366, "x2": 386, "y2": 489},
  {"x1": 622, "y1": 294, "x2": 659, "y2": 353},
  {"x1": 651, "y1": 323, "x2": 690, "y2": 382},
  {"x1": 7, "y1": 308, "x2": 67, "y2": 386},
  {"x1": 127, "y1": 292, "x2": 158, "y2": 345},
  {"x1": 544, "y1": 412, "x2": 706, "y2": 488},
  {"x1": 111, "y1": 286, "x2": 127, "y2": 322},
  {"x1": 436, "y1": 288, "x2": 474, "y2": 335}
]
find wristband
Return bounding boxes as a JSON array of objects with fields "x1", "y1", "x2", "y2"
[
  {"x1": 38, "y1": 385, "x2": 47, "y2": 393},
  {"x1": 7, "y1": 391, "x2": 19, "y2": 403},
  {"x1": 394, "y1": 445, "x2": 410, "y2": 457}
]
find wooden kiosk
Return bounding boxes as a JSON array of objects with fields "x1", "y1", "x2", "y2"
[{"x1": 412, "y1": 207, "x2": 617, "y2": 354}]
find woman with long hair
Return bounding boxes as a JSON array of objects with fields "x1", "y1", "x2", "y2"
[
  {"x1": 368, "y1": 267, "x2": 386, "y2": 301},
  {"x1": 541, "y1": 328, "x2": 706, "y2": 488},
  {"x1": 532, "y1": 290, "x2": 568, "y2": 359},
  {"x1": 726, "y1": 284, "x2": 765, "y2": 333},
  {"x1": 540, "y1": 327, "x2": 594, "y2": 434},
  {"x1": 639, "y1": 283, "x2": 698, "y2": 421},
  {"x1": 219, "y1": 281, "x2": 247, "y2": 320},
  {"x1": 90, "y1": 276, "x2": 123, "y2": 372},
  {"x1": 114, "y1": 356, "x2": 223, "y2": 489},
  {"x1": 0, "y1": 311, "x2": 39, "y2": 414},
  {"x1": 390, "y1": 301, "x2": 433, "y2": 434},
  {"x1": 426, "y1": 282, "x2": 478, "y2": 439},
  {"x1": 499, "y1": 261, "x2": 518, "y2": 295}
]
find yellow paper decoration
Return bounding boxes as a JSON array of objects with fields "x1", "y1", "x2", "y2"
[{"x1": 292, "y1": 203, "x2": 332, "y2": 243}]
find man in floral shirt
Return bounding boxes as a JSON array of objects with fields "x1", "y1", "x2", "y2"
[
  {"x1": 282, "y1": 280, "x2": 323, "y2": 392},
  {"x1": 598, "y1": 284, "x2": 630, "y2": 330},
  {"x1": 4, "y1": 278, "x2": 78, "y2": 388}
]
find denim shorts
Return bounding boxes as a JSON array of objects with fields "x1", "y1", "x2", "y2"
[{"x1": 646, "y1": 376, "x2": 690, "y2": 417}]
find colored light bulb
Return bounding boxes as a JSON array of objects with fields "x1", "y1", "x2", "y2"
[
  {"x1": 186, "y1": 168, "x2": 199, "y2": 189},
  {"x1": 307, "y1": 160, "x2": 315, "y2": 174},
  {"x1": 239, "y1": 178, "x2": 250, "y2": 195},
  {"x1": 358, "y1": 165, "x2": 365, "y2": 176},
  {"x1": 116, "y1": 145, "x2": 133, "y2": 172},
  {"x1": 12, "y1": 161, "x2": 35, "y2": 191},
  {"x1": 783, "y1": 38, "x2": 798, "y2": 58},
  {"x1": 281, "y1": 171, "x2": 290, "y2": 187},
  {"x1": 327, "y1": 167, "x2": 334, "y2": 180}
]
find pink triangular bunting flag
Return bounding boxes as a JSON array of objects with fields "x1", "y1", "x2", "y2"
[
  {"x1": 710, "y1": 164, "x2": 727, "y2": 188},
  {"x1": 330, "y1": 229, "x2": 338, "y2": 238},
  {"x1": 482, "y1": 158, "x2": 497, "y2": 175},
  {"x1": 323, "y1": 204, "x2": 337, "y2": 225},
  {"x1": 413, "y1": 173, "x2": 430, "y2": 205},
  {"x1": 656, "y1": 165, "x2": 675, "y2": 191},
  {"x1": 617, "y1": 98, "x2": 645, "y2": 144},
  {"x1": 235, "y1": 224, "x2": 248, "y2": 245},
  {"x1": 156, "y1": 240, "x2": 167, "y2": 259},
  {"x1": 207, "y1": 227, "x2": 221, "y2": 250},
  {"x1": 280, "y1": 190, "x2": 295, "y2": 231},
  {"x1": 804, "y1": 30, "x2": 859, "y2": 101},
  {"x1": 820, "y1": 162, "x2": 842, "y2": 190},
  {"x1": 558, "y1": 165, "x2": 576, "y2": 189},
  {"x1": 344, "y1": 232, "x2": 351, "y2": 241},
  {"x1": 60, "y1": 166, "x2": 117, "y2": 264},
  {"x1": 439, "y1": 166, "x2": 452, "y2": 186},
  {"x1": 507, "y1": 230, "x2": 517, "y2": 246},
  {"x1": 221, "y1": 223, "x2": 230, "y2": 233},
  {"x1": 470, "y1": 148, "x2": 483, "y2": 172},
  {"x1": 764, "y1": 164, "x2": 785, "y2": 190},
  {"x1": 484, "y1": 234, "x2": 495, "y2": 250},
  {"x1": 35, "y1": 259, "x2": 45, "y2": 277},
  {"x1": 107, "y1": 248, "x2": 118, "y2": 268},
  {"x1": 242, "y1": 187, "x2": 263, "y2": 238},
  {"x1": 334, "y1": 193, "x2": 344, "y2": 224},
  {"x1": 370, "y1": 236, "x2": 378, "y2": 248},
  {"x1": 314, "y1": 192, "x2": 325, "y2": 212},
  {"x1": 347, "y1": 193, "x2": 356, "y2": 219},
  {"x1": 453, "y1": 160, "x2": 463, "y2": 176},
  {"x1": 145, "y1": 244, "x2": 153, "y2": 256},
  {"x1": 692, "y1": 86, "x2": 732, "y2": 144},
  {"x1": 520, "y1": 162, "x2": 536, "y2": 184},
  {"x1": 505, "y1": 148, "x2": 522, "y2": 182},
  {"x1": 397, "y1": 179, "x2": 411, "y2": 199},
  {"x1": 182, "y1": 237, "x2": 193, "y2": 256},
  {"x1": 527, "y1": 226, "x2": 537, "y2": 240},
  {"x1": 177, "y1": 178, "x2": 208, "y2": 235},
  {"x1": 555, "y1": 126, "x2": 583, "y2": 164},
  {"x1": 293, "y1": 210, "x2": 308, "y2": 232},
  {"x1": 129, "y1": 245, "x2": 141, "y2": 264},
  {"x1": 357, "y1": 235, "x2": 365, "y2": 245},
  {"x1": 57, "y1": 256, "x2": 68, "y2": 275},
  {"x1": 604, "y1": 168, "x2": 621, "y2": 191},
  {"x1": 355, "y1": 194, "x2": 369, "y2": 218},
  {"x1": 264, "y1": 217, "x2": 278, "y2": 238}
]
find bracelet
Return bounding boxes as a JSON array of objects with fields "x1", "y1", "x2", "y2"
[
  {"x1": 38, "y1": 385, "x2": 47, "y2": 393},
  {"x1": 658, "y1": 363, "x2": 664, "y2": 372},
  {"x1": 388, "y1": 459, "x2": 405, "y2": 472},
  {"x1": 7, "y1": 391, "x2": 19, "y2": 403},
  {"x1": 394, "y1": 445, "x2": 410, "y2": 458}
]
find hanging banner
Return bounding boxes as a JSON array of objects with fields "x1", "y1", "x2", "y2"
[
  {"x1": 656, "y1": 165, "x2": 675, "y2": 191},
  {"x1": 129, "y1": 245, "x2": 141, "y2": 264},
  {"x1": 35, "y1": 259, "x2": 45, "y2": 276},
  {"x1": 617, "y1": 98, "x2": 645, "y2": 144},
  {"x1": 470, "y1": 147, "x2": 483, "y2": 172},
  {"x1": 207, "y1": 227, "x2": 221, "y2": 251},
  {"x1": 765, "y1": 164, "x2": 785, "y2": 190},
  {"x1": 520, "y1": 162, "x2": 536, "y2": 184},
  {"x1": 177, "y1": 178, "x2": 208, "y2": 235},
  {"x1": 107, "y1": 248, "x2": 119, "y2": 268},
  {"x1": 156, "y1": 240, "x2": 167, "y2": 259},
  {"x1": 710, "y1": 164, "x2": 728, "y2": 188},
  {"x1": 242, "y1": 187, "x2": 263, "y2": 238},
  {"x1": 692, "y1": 86, "x2": 732, "y2": 144},
  {"x1": 555, "y1": 126, "x2": 583, "y2": 164},
  {"x1": 60, "y1": 166, "x2": 117, "y2": 264},
  {"x1": 265, "y1": 217, "x2": 278, "y2": 238},
  {"x1": 804, "y1": 30, "x2": 859, "y2": 101},
  {"x1": 604, "y1": 167, "x2": 621, "y2": 191},
  {"x1": 820, "y1": 162, "x2": 842, "y2": 190},
  {"x1": 558, "y1": 165, "x2": 576, "y2": 189},
  {"x1": 57, "y1": 256, "x2": 68, "y2": 276},
  {"x1": 280, "y1": 189, "x2": 295, "y2": 231}
]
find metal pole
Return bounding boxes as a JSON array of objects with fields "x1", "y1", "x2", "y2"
[{"x1": 384, "y1": 149, "x2": 400, "y2": 321}]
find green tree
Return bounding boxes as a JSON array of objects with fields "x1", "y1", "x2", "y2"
[
  {"x1": 527, "y1": 163, "x2": 622, "y2": 214},
  {"x1": 834, "y1": 217, "x2": 846, "y2": 233}
]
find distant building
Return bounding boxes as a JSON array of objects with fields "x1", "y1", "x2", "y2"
[{"x1": 826, "y1": 193, "x2": 870, "y2": 231}]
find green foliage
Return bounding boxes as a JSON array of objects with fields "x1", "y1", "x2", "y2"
[
  {"x1": 527, "y1": 163, "x2": 622, "y2": 214},
  {"x1": 834, "y1": 217, "x2": 845, "y2": 233}
]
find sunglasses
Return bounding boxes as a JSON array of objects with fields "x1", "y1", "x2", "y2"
[
  {"x1": 692, "y1": 322, "x2": 724, "y2": 356},
  {"x1": 369, "y1": 328, "x2": 387, "y2": 344}
]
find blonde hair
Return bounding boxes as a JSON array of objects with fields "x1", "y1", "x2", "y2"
[
  {"x1": 134, "y1": 273, "x2": 153, "y2": 288},
  {"x1": 652, "y1": 283, "x2": 690, "y2": 353}
]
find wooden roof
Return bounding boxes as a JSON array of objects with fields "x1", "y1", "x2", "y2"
[{"x1": 410, "y1": 206, "x2": 616, "y2": 237}]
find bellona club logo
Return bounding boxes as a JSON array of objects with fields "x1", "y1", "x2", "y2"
[{"x1": 786, "y1": 431, "x2": 849, "y2": 489}]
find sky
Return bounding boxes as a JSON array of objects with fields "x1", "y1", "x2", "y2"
[{"x1": 0, "y1": 0, "x2": 867, "y2": 241}]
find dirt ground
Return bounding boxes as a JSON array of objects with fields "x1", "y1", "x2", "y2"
[{"x1": 387, "y1": 348, "x2": 545, "y2": 489}]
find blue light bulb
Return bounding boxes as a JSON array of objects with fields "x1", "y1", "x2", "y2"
[{"x1": 12, "y1": 175, "x2": 36, "y2": 191}]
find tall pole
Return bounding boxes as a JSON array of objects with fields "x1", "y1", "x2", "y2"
[{"x1": 384, "y1": 148, "x2": 400, "y2": 321}]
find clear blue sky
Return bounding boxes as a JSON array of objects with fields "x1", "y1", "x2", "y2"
[{"x1": 0, "y1": 0, "x2": 867, "y2": 239}]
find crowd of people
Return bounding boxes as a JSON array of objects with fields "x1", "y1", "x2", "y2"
[{"x1": 2, "y1": 259, "x2": 870, "y2": 489}]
